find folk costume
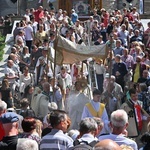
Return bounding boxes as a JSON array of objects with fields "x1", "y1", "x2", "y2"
[{"x1": 120, "y1": 99, "x2": 149, "y2": 137}]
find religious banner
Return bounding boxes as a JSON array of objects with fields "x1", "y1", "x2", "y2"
[
  {"x1": 72, "y1": 0, "x2": 90, "y2": 16},
  {"x1": 51, "y1": 35, "x2": 108, "y2": 65}
]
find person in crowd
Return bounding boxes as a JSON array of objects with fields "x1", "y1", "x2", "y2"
[
  {"x1": 112, "y1": 54, "x2": 128, "y2": 90},
  {"x1": 0, "y1": 112, "x2": 19, "y2": 150},
  {"x1": 13, "y1": 22, "x2": 21, "y2": 40},
  {"x1": 0, "y1": 100, "x2": 7, "y2": 140},
  {"x1": 118, "y1": 24, "x2": 129, "y2": 48},
  {"x1": 49, "y1": 77, "x2": 63, "y2": 110},
  {"x1": 35, "y1": 56, "x2": 50, "y2": 85},
  {"x1": 4, "y1": 60, "x2": 19, "y2": 96},
  {"x1": 19, "y1": 117, "x2": 41, "y2": 144},
  {"x1": 138, "y1": 83, "x2": 150, "y2": 114},
  {"x1": 24, "y1": 21, "x2": 34, "y2": 53},
  {"x1": 19, "y1": 98, "x2": 35, "y2": 118},
  {"x1": 100, "y1": 23, "x2": 107, "y2": 43},
  {"x1": 91, "y1": 20, "x2": 100, "y2": 42},
  {"x1": 34, "y1": 24, "x2": 47, "y2": 46},
  {"x1": 113, "y1": 39, "x2": 124, "y2": 56},
  {"x1": 130, "y1": 29, "x2": 143, "y2": 43},
  {"x1": 0, "y1": 79, "x2": 13, "y2": 108},
  {"x1": 15, "y1": 30, "x2": 25, "y2": 47},
  {"x1": 93, "y1": 8, "x2": 101, "y2": 22},
  {"x1": 71, "y1": 9, "x2": 78, "y2": 24},
  {"x1": 22, "y1": 84, "x2": 34, "y2": 105},
  {"x1": 68, "y1": 79, "x2": 90, "y2": 130},
  {"x1": 137, "y1": 70, "x2": 149, "y2": 84},
  {"x1": 74, "y1": 20, "x2": 84, "y2": 37},
  {"x1": 19, "y1": 46, "x2": 30, "y2": 73},
  {"x1": 121, "y1": 48, "x2": 134, "y2": 69},
  {"x1": 56, "y1": 66, "x2": 72, "y2": 106},
  {"x1": 30, "y1": 45, "x2": 42, "y2": 68},
  {"x1": 94, "y1": 35, "x2": 105, "y2": 45},
  {"x1": 30, "y1": 16, "x2": 38, "y2": 36},
  {"x1": 78, "y1": 117, "x2": 99, "y2": 143},
  {"x1": 42, "y1": 102, "x2": 58, "y2": 136},
  {"x1": 131, "y1": 7, "x2": 140, "y2": 21},
  {"x1": 33, "y1": 6, "x2": 44, "y2": 23},
  {"x1": 32, "y1": 82, "x2": 50, "y2": 119},
  {"x1": 132, "y1": 56, "x2": 147, "y2": 83},
  {"x1": 106, "y1": 19, "x2": 114, "y2": 38},
  {"x1": 98, "y1": 109, "x2": 138, "y2": 149},
  {"x1": 93, "y1": 58, "x2": 105, "y2": 93},
  {"x1": 101, "y1": 82, "x2": 120, "y2": 118},
  {"x1": 60, "y1": 19, "x2": 70, "y2": 37},
  {"x1": 143, "y1": 22, "x2": 150, "y2": 47},
  {"x1": 19, "y1": 66, "x2": 34, "y2": 95},
  {"x1": 16, "y1": 138, "x2": 38, "y2": 150},
  {"x1": 120, "y1": 88, "x2": 150, "y2": 138},
  {"x1": 35, "y1": 47, "x2": 52, "y2": 85},
  {"x1": 94, "y1": 139, "x2": 121, "y2": 150},
  {"x1": 81, "y1": 89, "x2": 110, "y2": 134},
  {"x1": 101, "y1": 9, "x2": 109, "y2": 27},
  {"x1": 105, "y1": 35, "x2": 116, "y2": 50},
  {"x1": 40, "y1": 110, "x2": 73, "y2": 150},
  {"x1": 70, "y1": 61, "x2": 88, "y2": 84}
]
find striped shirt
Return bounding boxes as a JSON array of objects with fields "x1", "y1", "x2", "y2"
[{"x1": 40, "y1": 129, "x2": 73, "y2": 150}]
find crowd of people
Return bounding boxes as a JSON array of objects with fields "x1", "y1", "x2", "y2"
[{"x1": 0, "y1": 4, "x2": 150, "y2": 150}]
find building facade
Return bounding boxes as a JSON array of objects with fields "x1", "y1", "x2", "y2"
[{"x1": 0, "y1": 0, "x2": 149, "y2": 18}]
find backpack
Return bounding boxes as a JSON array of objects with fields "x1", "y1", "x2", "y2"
[{"x1": 72, "y1": 139, "x2": 98, "y2": 150}]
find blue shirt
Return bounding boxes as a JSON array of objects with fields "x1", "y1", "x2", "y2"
[
  {"x1": 71, "y1": 13, "x2": 78, "y2": 24},
  {"x1": 40, "y1": 129, "x2": 73, "y2": 150}
]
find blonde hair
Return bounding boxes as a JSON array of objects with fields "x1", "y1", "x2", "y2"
[
  {"x1": 120, "y1": 144, "x2": 133, "y2": 150},
  {"x1": 35, "y1": 119, "x2": 43, "y2": 137},
  {"x1": 1, "y1": 79, "x2": 10, "y2": 90}
]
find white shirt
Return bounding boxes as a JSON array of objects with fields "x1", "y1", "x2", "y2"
[
  {"x1": 94, "y1": 63, "x2": 105, "y2": 75},
  {"x1": 4, "y1": 66, "x2": 16, "y2": 83},
  {"x1": 25, "y1": 24, "x2": 33, "y2": 41}
]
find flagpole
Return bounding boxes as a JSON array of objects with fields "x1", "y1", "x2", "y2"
[{"x1": 52, "y1": 27, "x2": 58, "y2": 100}]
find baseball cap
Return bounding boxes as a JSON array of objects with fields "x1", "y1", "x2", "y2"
[{"x1": 0, "y1": 112, "x2": 19, "y2": 124}]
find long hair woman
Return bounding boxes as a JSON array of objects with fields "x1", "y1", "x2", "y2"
[{"x1": 0, "y1": 79, "x2": 13, "y2": 108}]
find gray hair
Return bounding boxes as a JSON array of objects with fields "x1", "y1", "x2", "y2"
[
  {"x1": 0, "y1": 100, "x2": 7, "y2": 112},
  {"x1": 17, "y1": 138, "x2": 38, "y2": 150},
  {"x1": 111, "y1": 109, "x2": 128, "y2": 127},
  {"x1": 48, "y1": 102, "x2": 58, "y2": 112},
  {"x1": 79, "y1": 117, "x2": 98, "y2": 133},
  {"x1": 110, "y1": 75, "x2": 116, "y2": 82}
]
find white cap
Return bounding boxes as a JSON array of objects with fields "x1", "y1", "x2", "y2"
[{"x1": 105, "y1": 73, "x2": 110, "y2": 78}]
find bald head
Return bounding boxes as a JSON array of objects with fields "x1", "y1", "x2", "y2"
[{"x1": 94, "y1": 139, "x2": 121, "y2": 150}]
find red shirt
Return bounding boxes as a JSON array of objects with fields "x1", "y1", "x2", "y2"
[
  {"x1": 0, "y1": 123, "x2": 5, "y2": 140},
  {"x1": 34, "y1": 10, "x2": 44, "y2": 22}
]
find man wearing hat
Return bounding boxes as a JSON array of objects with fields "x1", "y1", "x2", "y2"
[
  {"x1": 0, "y1": 112, "x2": 19, "y2": 150},
  {"x1": 81, "y1": 89, "x2": 110, "y2": 135}
]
